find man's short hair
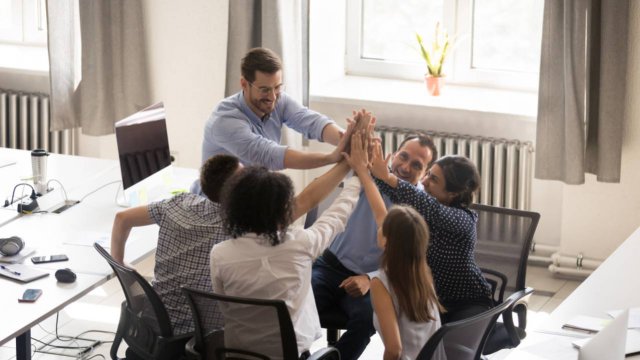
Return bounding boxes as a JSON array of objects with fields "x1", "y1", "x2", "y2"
[
  {"x1": 397, "y1": 134, "x2": 439, "y2": 167},
  {"x1": 241, "y1": 47, "x2": 283, "y2": 83},
  {"x1": 200, "y1": 154, "x2": 241, "y2": 203}
]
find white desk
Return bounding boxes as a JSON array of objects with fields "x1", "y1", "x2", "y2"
[
  {"x1": 0, "y1": 149, "x2": 198, "y2": 360},
  {"x1": 504, "y1": 226, "x2": 640, "y2": 359}
]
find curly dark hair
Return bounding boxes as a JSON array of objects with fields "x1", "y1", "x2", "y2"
[
  {"x1": 200, "y1": 154, "x2": 240, "y2": 203},
  {"x1": 221, "y1": 166, "x2": 294, "y2": 246},
  {"x1": 435, "y1": 155, "x2": 480, "y2": 208},
  {"x1": 241, "y1": 48, "x2": 283, "y2": 83}
]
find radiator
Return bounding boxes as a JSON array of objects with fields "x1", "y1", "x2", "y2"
[
  {"x1": 0, "y1": 89, "x2": 76, "y2": 155},
  {"x1": 375, "y1": 126, "x2": 534, "y2": 210}
]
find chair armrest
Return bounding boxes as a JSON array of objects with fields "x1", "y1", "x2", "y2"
[
  {"x1": 185, "y1": 337, "x2": 200, "y2": 360},
  {"x1": 309, "y1": 346, "x2": 340, "y2": 360},
  {"x1": 502, "y1": 287, "x2": 534, "y2": 345}
]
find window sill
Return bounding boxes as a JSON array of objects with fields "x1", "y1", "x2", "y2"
[
  {"x1": 311, "y1": 75, "x2": 538, "y2": 119},
  {"x1": 0, "y1": 44, "x2": 49, "y2": 75}
]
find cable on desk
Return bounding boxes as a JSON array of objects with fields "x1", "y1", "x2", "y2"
[
  {"x1": 4, "y1": 183, "x2": 36, "y2": 208},
  {"x1": 47, "y1": 178, "x2": 69, "y2": 200},
  {"x1": 79, "y1": 180, "x2": 121, "y2": 203}
]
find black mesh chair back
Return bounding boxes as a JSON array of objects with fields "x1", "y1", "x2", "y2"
[
  {"x1": 471, "y1": 204, "x2": 540, "y2": 300},
  {"x1": 470, "y1": 205, "x2": 539, "y2": 354},
  {"x1": 94, "y1": 243, "x2": 190, "y2": 360},
  {"x1": 417, "y1": 296, "x2": 514, "y2": 360},
  {"x1": 182, "y1": 287, "x2": 340, "y2": 360}
]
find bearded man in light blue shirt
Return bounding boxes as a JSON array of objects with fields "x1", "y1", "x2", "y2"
[
  {"x1": 201, "y1": 47, "x2": 345, "y2": 170},
  {"x1": 311, "y1": 134, "x2": 437, "y2": 360}
]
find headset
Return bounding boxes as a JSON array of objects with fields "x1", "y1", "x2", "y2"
[{"x1": 0, "y1": 236, "x2": 24, "y2": 256}]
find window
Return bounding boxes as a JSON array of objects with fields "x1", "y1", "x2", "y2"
[
  {"x1": 0, "y1": 0, "x2": 48, "y2": 46},
  {"x1": 346, "y1": 0, "x2": 544, "y2": 91}
]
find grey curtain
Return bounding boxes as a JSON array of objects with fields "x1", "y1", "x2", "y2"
[
  {"x1": 47, "y1": 0, "x2": 151, "y2": 136},
  {"x1": 225, "y1": 0, "x2": 310, "y2": 105},
  {"x1": 535, "y1": 0, "x2": 629, "y2": 184}
]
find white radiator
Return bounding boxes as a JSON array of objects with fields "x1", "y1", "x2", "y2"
[
  {"x1": 375, "y1": 126, "x2": 534, "y2": 210},
  {"x1": 0, "y1": 89, "x2": 76, "y2": 155}
]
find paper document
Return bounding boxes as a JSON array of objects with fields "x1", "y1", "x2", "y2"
[
  {"x1": 62, "y1": 231, "x2": 111, "y2": 248},
  {"x1": 0, "y1": 263, "x2": 49, "y2": 283},
  {"x1": 562, "y1": 315, "x2": 611, "y2": 334},
  {"x1": 0, "y1": 247, "x2": 36, "y2": 264}
]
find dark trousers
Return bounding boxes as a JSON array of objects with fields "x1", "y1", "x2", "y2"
[{"x1": 312, "y1": 253, "x2": 376, "y2": 360}]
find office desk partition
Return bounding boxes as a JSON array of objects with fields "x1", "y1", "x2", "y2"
[
  {"x1": 504, "y1": 226, "x2": 640, "y2": 359},
  {"x1": 0, "y1": 149, "x2": 198, "y2": 360}
]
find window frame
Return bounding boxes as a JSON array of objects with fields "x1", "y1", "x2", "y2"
[
  {"x1": 0, "y1": 0, "x2": 47, "y2": 46},
  {"x1": 345, "y1": 0, "x2": 540, "y2": 92}
]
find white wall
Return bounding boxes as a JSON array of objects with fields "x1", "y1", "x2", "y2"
[{"x1": 78, "y1": 0, "x2": 228, "y2": 169}]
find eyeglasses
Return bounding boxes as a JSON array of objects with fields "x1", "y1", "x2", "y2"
[{"x1": 248, "y1": 82, "x2": 285, "y2": 96}]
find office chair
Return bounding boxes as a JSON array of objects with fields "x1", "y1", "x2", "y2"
[
  {"x1": 416, "y1": 295, "x2": 515, "y2": 360},
  {"x1": 470, "y1": 204, "x2": 540, "y2": 354},
  {"x1": 182, "y1": 287, "x2": 340, "y2": 360},
  {"x1": 94, "y1": 243, "x2": 191, "y2": 360}
]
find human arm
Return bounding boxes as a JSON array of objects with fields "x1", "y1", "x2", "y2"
[
  {"x1": 371, "y1": 278, "x2": 403, "y2": 360},
  {"x1": 344, "y1": 130, "x2": 387, "y2": 228},
  {"x1": 292, "y1": 160, "x2": 351, "y2": 221},
  {"x1": 303, "y1": 176, "x2": 362, "y2": 258},
  {"x1": 321, "y1": 123, "x2": 344, "y2": 146},
  {"x1": 110, "y1": 206, "x2": 154, "y2": 264}
]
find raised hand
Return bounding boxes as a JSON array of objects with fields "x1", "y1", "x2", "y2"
[
  {"x1": 369, "y1": 141, "x2": 393, "y2": 183},
  {"x1": 343, "y1": 130, "x2": 370, "y2": 175}
]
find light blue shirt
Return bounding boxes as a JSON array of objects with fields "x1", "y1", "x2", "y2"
[
  {"x1": 329, "y1": 182, "x2": 424, "y2": 277},
  {"x1": 201, "y1": 91, "x2": 335, "y2": 170}
]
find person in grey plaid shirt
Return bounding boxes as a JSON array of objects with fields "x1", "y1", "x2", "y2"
[{"x1": 110, "y1": 154, "x2": 241, "y2": 335}]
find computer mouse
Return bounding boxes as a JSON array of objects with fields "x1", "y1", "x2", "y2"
[{"x1": 55, "y1": 268, "x2": 77, "y2": 283}]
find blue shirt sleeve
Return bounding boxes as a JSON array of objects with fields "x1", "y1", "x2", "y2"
[
  {"x1": 209, "y1": 111, "x2": 288, "y2": 170},
  {"x1": 278, "y1": 92, "x2": 335, "y2": 142}
]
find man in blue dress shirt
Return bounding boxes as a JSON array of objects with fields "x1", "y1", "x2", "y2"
[
  {"x1": 311, "y1": 134, "x2": 437, "y2": 359},
  {"x1": 201, "y1": 47, "x2": 345, "y2": 170}
]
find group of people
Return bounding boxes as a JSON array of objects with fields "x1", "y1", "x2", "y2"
[{"x1": 110, "y1": 47, "x2": 493, "y2": 360}]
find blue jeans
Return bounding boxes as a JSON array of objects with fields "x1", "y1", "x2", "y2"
[{"x1": 312, "y1": 254, "x2": 375, "y2": 360}]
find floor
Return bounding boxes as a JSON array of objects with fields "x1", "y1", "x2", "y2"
[{"x1": 0, "y1": 256, "x2": 583, "y2": 360}]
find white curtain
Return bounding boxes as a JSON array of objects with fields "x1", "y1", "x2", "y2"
[
  {"x1": 47, "y1": 0, "x2": 151, "y2": 136},
  {"x1": 535, "y1": 0, "x2": 629, "y2": 184}
]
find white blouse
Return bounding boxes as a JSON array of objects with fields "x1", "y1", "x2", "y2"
[
  {"x1": 373, "y1": 270, "x2": 442, "y2": 360},
  {"x1": 210, "y1": 177, "x2": 361, "y2": 359}
]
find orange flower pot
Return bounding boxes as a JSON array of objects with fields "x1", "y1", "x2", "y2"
[{"x1": 425, "y1": 75, "x2": 445, "y2": 96}]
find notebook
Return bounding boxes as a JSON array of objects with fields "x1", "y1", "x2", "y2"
[
  {"x1": 574, "y1": 309, "x2": 629, "y2": 360},
  {"x1": 0, "y1": 263, "x2": 49, "y2": 283},
  {"x1": 0, "y1": 247, "x2": 36, "y2": 264}
]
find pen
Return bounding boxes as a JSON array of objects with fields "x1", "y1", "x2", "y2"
[{"x1": 0, "y1": 265, "x2": 21, "y2": 276}]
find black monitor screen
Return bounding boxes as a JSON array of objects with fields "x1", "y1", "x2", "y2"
[{"x1": 115, "y1": 106, "x2": 171, "y2": 190}]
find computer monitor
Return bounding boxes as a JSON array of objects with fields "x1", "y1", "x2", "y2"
[{"x1": 115, "y1": 102, "x2": 172, "y2": 205}]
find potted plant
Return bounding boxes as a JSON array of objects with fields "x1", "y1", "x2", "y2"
[{"x1": 416, "y1": 22, "x2": 450, "y2": 96}]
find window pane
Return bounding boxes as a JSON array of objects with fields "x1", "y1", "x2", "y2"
[
  {"x1": 0, "y1": 0, "x2": 14, "y2": 29},
  {"x1": 361, "y1": 0, "x2": 444, "y2": 64},
  {"x1": 471, "y1": 0, "x2": 544, "y2": 73}
]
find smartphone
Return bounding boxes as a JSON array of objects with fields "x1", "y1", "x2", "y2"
[
  {"x1": 31, "y1": 254, "x2": 69, "y2": 264},
  {"x1": 18, "y1": 288, "x2": 42, "y2": 303}
]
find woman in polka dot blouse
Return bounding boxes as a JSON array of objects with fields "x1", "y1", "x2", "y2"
[{"x1": 370, "y1": 144, "x2": 493, "y2": 323}]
